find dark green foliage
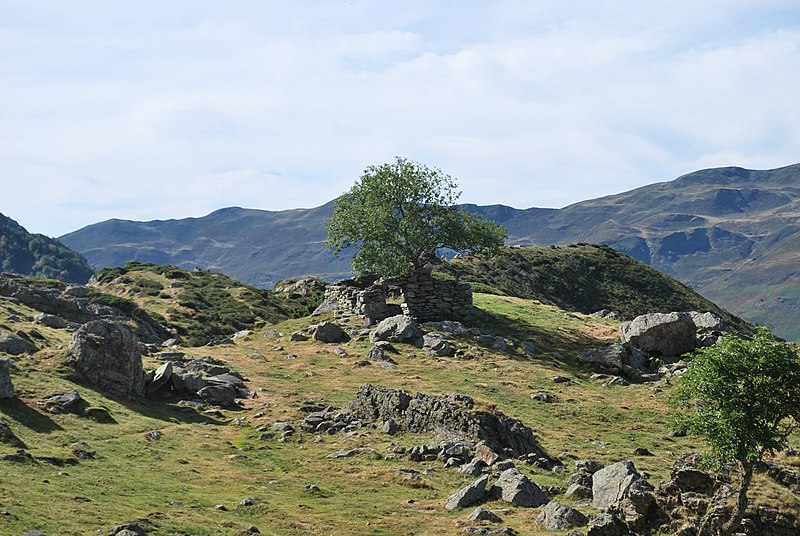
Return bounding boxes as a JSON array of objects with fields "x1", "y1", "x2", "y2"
[
  {"x1": 88, "y1": 292, "x2": 138, "y2": 315},
  {"x1": 0, "y1": 213, "x2": 94, "y2": 283},
  {"x1": 670, "y1": 328, "x2": 800, "y2": 533},
  {"x1": 95, "y1": 263, "x2": 325, "y2": 346},
  {"x1": 437, "y1": 244, "x2": 747, "y2": 330},
  {"x1": 327, "y1": 157, "x2": 507, "y2": 277}
]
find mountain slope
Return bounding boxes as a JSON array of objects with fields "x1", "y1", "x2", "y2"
[
  {"x1": 0, "y1": 213, "x2": 94, "y2": 283},
  {"x1": 59, "y1": 163, "x2": 800, "y2": 340}
]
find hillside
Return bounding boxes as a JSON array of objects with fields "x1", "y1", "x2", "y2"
[
  {"x1": 436, "y1": 244, "x2": 748, "y2": 333},
  {"x1": 0, "y1": 213, "x2": 93, "y2": 283},
  {"x1": 58, "y1": 163, "x2": 800, "y2": 341},
  {"x1": 93, "y1": 262, "x2": 325, "y2": 346},
  {"x1": 1, "y1": 268, "x2": 797, "y2": 535}
]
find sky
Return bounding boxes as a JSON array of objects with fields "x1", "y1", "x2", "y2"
[{"x1": 2, "y1": 1, "x2": 800, "y2": 238}]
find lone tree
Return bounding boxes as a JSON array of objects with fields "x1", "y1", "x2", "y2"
[
  {"x1": 327, "y1": 157, "x2": 507, "y2": 277},
  {"x1": 671, "y1": 327, "x2": 800, "y2": 535}
]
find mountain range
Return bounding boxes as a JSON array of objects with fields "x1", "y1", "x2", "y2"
[{"x1": 50, "y1": 162, "x2": 800, "y2": 342}]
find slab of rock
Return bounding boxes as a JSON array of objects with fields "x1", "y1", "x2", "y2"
[
  {"x1": 198, "y1": 385, "x2": 237, "y2": 406},
  {"x1": 475, "y1": 443, "x2": 500, "y2": 466},
  {"x1": 619, "y1": 312, "x2": 697, "y2": 357},
  {"x1": 0, "y1": 358, "x2": 14, "y2": 399},
  {"x1": 65, "y1": 320, "x2": 145, "y2": 399},
  {"x1": 671, "y1": 452, "x2": 714, "y2": 493},
  {"x1": 490, "y1": 468, "x2": 549, "y2": 507},
  {"x1": 460, "y1": 459, "x2": 485, "y2": 477},
  {"x1": 0, "y1": 331, "x2": 37, "y2": 355},
  {"x1": 592, "y1": 460, "x2": 641, "y2": 510},
  {"x1": 146, "y1": 362, "x2": 173, "y2": 395},
  {"x1": 370, "y1": 315, "x2": 422, "y2": 344},
  {"x1": 445, "y1": 475, "x2": 489, "y2": 510},
  {"x1": 535, "y1": 501, "x2": 589, "y2": 530},
  {"x1": 40, "y1": 390, "x2": 85, "y2": 414}
]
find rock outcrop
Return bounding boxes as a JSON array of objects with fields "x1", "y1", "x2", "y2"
[
  {"x1": 347, "y1": 384, "x2": 549, "y2": 459},
  {"x1": 0, "y1": 331, "x2": 38, "y2": 355},
  {"x1": 535, "y1": 501, "x2": 589, "y2": 530},
  {"x1": 370, "y1": 315, "x2": 423, "y2": 345},
  {"x1": 65, "y1": 320, "x2": 146, "y2": 399}
]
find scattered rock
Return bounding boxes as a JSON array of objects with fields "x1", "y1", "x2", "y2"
[
  {"x1": 585, "y1": 511, "x2": 627, "y2": 536},
  {"x1": 326, "y1": 448, "x2": 379, "y2": 459},
  {"x1": 633, "y1": 447, "x2": 654, "y2": 457},
  {"x1": 422, "y1": 332, "x2": 455, "y2": 357},
  {"x1": 146, "y1": 362, "x2": 173, "y2": 395},
  {"x1": 535, "y1": 501, "x2": 589, "y2": 530},
  {"x1": 445, "y1": 475, "x2": 489, "y2": 510},
  {"x1": 475, "y1": 444, "x2": 500, "y2": 466},
  {"x1": 552, "y1": 376, "x2": 571, "y2": 383},
  {"x1": 65, "y1": 320, "x2": 146, "y2": 399},
  {"x1": 530, "y1": 392, "x2": 558, "y2": 403},
  {"x1": 670, "y1": 452, "x2": 714, "y2": 493},
  {"x1": 459, "y1": 459, "x2": 485, "y2": 477}
]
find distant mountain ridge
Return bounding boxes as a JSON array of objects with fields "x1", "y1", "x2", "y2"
[
  {"x1": 0, "y1": 213, "x2": 94, "y2": 283},
  {"x1": 58, "y1": 163, "x2": 800, "y2": 341}
]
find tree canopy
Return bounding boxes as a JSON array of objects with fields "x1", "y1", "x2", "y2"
[
  {"x1": 671, "y1": 327, "x2": 800, "y2": 534},
  {"x1": 326, "y1": 157, "x2": 507, "y2": 277}
]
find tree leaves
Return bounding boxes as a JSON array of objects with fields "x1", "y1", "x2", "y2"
[{"x1": 326, "y1": 157, "x2": 507, "y2": 277}]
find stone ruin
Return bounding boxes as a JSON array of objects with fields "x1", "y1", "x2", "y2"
[{"x1": 318, "y1": 269, "x2": 473, "y2": 324}]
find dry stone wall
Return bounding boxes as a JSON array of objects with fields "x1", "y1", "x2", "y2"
[{"x1": 321, "y1": 270, "x2": 472, "y2": 324}]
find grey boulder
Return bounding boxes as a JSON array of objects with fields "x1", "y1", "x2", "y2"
[
  {"x1": 65, "y1": 320, "x2": 146, "y2": 399},
  {"x1": 0, "y1": 331, "x2": 37, "y2": 355},
  {"x1": 619, "y1": 312, "x2": 697, "y2": 357},
  {"x1": 370, "y1": 315, "x2": 422, "y2": 344},
  {"x1": 490, "y1": 468, "x2": 549, "y2": 507},
  {"x1": 535, "y1": 501, "x2": 589, "y2": 530},
  {"x1": 445, "y1": 475, "x2": 489, "y2": 510}
]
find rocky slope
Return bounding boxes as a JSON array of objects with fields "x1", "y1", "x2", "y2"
[
  {"x1": 57, "y1": 164, "x2": 800, "y2": 341},
  {"x1": 0, "y1": 213, "x2": 93, "y2": 283}
]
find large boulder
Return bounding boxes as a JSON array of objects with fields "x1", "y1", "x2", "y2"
[
  {"x1": 490, "y1": 468, "x2": 549, "y2": 507},
  {"x1": 445, "y1": 475, "x2": 489, "y2": 510},
  {"x1": 592, "y1": 460, "x2": 644, "y2": 511},
  {"x1": 619, "y1": 312, "x2": 697, "y2": 358},
  {"x1": 0, "y1": 358, "x2": 14, "y2": 399},
  {"x1": 422, "y1": 333, "x2": 455, "y2": 357},
  {"x1": 535, "y1": 501, "x2": 589, "y2": 530},
  {"x1": 370, "y1": 315, "x2": 422, "y2": 344},
  {"x1": 65, "y1": 320, "x2": 146, "y2": 399},
  {"x1": 312, "y1": 321, "x2": 348, "y2": 343},
  {"x1": 671, "y1": 453, "x2": 714, "y2": 493},
  {"x1": 0, "y1": 331, "x2": 37, "y2": 355}
]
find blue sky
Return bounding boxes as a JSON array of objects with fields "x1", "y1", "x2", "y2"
[{"x1": 3, "y1": 1, "x2": 800, "y2": 237}]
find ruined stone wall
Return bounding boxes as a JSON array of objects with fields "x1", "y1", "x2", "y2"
[{"x1": 322, "y1": 271, "x2": 472, "y2": 323}]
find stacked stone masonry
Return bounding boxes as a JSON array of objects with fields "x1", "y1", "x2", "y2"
[{"x1": 322, "y1": 270, "x2": 472, "y2": 323}]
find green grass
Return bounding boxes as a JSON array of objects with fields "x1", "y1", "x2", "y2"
[{"x1": 0, "y1": 290, "x2": 796, "y2": 535}]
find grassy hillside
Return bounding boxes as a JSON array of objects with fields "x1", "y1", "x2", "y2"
[
  {"x1": 0, "y1": 212, "x2": 94, "y2": 283},
  {"x1": 1, "y1": 285, "x2": 797, "y2": 535},
  {"x1": 437, "y1": 244, "x2": 748, "y2": 332},
  {"x1": 93, "y1": 262, "x2": 325, "y2": 346}
]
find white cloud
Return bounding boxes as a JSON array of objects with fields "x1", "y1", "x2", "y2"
[{"x1": 2, "y1": 1, "x2": 799, "y2": 236}]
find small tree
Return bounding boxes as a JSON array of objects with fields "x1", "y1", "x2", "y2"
[
  {"x1": 327, "y1": 157, "x2": 507, "y2": 277},
  {"x1": 671, "y1": 327, "x2": 800, "y2": 535}
]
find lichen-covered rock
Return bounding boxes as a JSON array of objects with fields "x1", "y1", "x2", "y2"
[
  {"x1": 671, "y1": 453, "x2": 714, "y2": 493},
  {"x1": 65, "y1": 320, "x2": 146, "y2": 399},
  {"x1": 0, "y1": 358, "x2": 14, "y2": 399},
  {"x1": 592, "y1": 460, "x2": 642, "y2": 510},
  {"x1": 34, "y1": 312, "x2": 67, "y2": 329},
  {"x1": 535, "y1": 501, "x2": 589, "y2": 530},
  {"x1": 422, "y1": 333, "x2": 455, "y2": 356}
]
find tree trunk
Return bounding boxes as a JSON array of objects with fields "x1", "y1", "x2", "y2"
[{"x1": 721, "y1": 461, "x2": 753, "y2": 535}]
